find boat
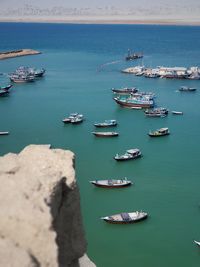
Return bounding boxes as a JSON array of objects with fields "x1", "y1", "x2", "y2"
[
  {"x1": 125, "y1": 50, "x2": 143, "y2": 61},
  {"x1": 111, "y1": 87, "x2": 138, "y2": 95},
  {"x1": 171, "y1": 111, "x2": 183, "y2": 115},
  {"x1": 62, "y1": 113, "x2": 84, "y2": 124},
  {"x1": 113, "y1": 96, "x2": 154, "y2": 109},
  {"x1": 0, "y1": 90, "x2": 10, "y2": 97},
  {"x1": 94, "y1": 119, "x2": 117, "y2": 127},
  {"x1": 114, "y1": 148, "x2": 142, "y2": 161},
  {"x1": 0, "y1": 131, "x2": 9, "y2": 135},
  {"x1": 148, "y1": 127, "x2": 170, "y2": 137},
  {"x1": 144, "y1": 107, "x2": 168, "y2": 117},
  {"x1": 33, "y1": 68, "x2": 45, "y2": 77},
  {"x1": 0, "y1": 84, "x2": 12, "y2": 91},
  {"x1": 179, "y1": 86, "x2": 196, "y2": 92},
  {"x1": 194, "y1": 240, "x2": 200, "y2": 246},
  {"x1": 92, "y1": 131, "x2": 119, "y2": 137},
  {"x1": 90, "y1": 178, "x2": 132, "y2": 188},
  {"x1": 10, "y1": 74, "x2": 35, "y2": 83},
  {"x1": 101, "y1": 211, "x2": 148, "y2": 224}
]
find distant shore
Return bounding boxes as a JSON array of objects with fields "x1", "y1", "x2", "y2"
[
  {"x1": 0, "y1": 49, "x2": 41, "y2": 60},
  {"x1": 0, "y1": 17, "x2": 200, "y2": 26}
]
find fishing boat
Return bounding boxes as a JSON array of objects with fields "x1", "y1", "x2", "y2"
[
  {"x1": 179, "y1": 86, "x2": 196, "y2": 92},
  {"x1": 125, "y1": 50, "x2": 143, "y2": 61},
  {"x1": 0, "y1": 131, "x2": 9, "y2": 135},
  {"x1": 90, "y1": 178, "x2": 132, "y2": 188},
  {"x1": 144, "y1": 107, "x2": 168, "y2": 117},
  {"x1": 111, "y1": 87, "x2": 138, "y2": 95},
  {"x1": 92, "y1": 131, "x2": 119, "y2": 137},
  {"x1": 94, "y1": 119, "x2": 117, "y2": 127},
  {"x1": 114, "y1": 148, "x2": 142, "y2": 161},
  {"x1": 62, "y1": 113, "x2": 83, "y2": 124},
  {"x1": 171, "y1": 111, "x2": 183, "y2": 115},
  {"x1": 194, "y1": 240, "x2": 200, "y2": 246},
  {"x1": 113, "y1": 95, "x2": 154, "y2": 109},
  {"x1": 10, "y1": 74, "x2": 35, "y2": 83},
  {"x1": 33, "y1": 68, "x2": 45, "y2": 77},
  {"x1": 101, "y1": 211, "x2": 148, "y2": 224},
  {"x1": 148, "y1": 127, "x2": 170, "y2": 137}
]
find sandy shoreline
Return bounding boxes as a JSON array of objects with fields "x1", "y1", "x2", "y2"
[
  {"x1": 0, "y1": 18, "x2": 200, "y2": 26},
  {"x1": 0, "y1": 49, "x2": 41, "y2": 60}
]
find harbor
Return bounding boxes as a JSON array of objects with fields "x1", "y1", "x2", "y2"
[{"x1": 0, "y1": 22, "x2": 200, "y2": 267}]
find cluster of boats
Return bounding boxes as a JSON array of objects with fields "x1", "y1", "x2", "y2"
[
  {"x1": 122, "y1": 65, "x2": 200, "y2": 80},
  {"x1": 9, "y1": 66, "x2": 45, "y2": 83}
]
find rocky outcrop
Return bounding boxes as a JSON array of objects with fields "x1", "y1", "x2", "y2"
[{"x1": 0, "y1": 145, "x2": 96, "y2": 267}]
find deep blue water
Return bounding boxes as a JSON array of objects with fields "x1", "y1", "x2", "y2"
[{"x1": 0, "y1": 22, "x2": 200, "y2": 267}]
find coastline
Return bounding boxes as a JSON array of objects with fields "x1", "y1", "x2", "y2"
[
  {"x1": 0, "y1": 49, "x2": 41, "y2": 60},
  {"x1": 0, "y1": 17, "x2": 200, "y2": 26}
]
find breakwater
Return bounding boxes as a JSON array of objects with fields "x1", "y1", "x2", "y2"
[{"x1": 0, "y1": 49, "x2": 41, "y2": 60}]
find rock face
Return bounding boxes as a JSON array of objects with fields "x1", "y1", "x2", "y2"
[{"x1": 0, "y1": 145, "x2": 96, "y2": 267}]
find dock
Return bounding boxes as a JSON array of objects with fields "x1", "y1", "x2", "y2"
[{"x1": 0, "y1": 49, "x2": 41, "y2": 60}]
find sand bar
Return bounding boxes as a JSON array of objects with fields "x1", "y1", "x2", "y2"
[{"x1": 0, "y1": 49, "x2": 41, "y2": 60}]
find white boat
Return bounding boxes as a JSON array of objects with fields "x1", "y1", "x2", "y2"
[
  {"x1": 0, "y1": 131, "x2": 9, "y2": 135},
  {"x1": 114, "y1": 148, "x2": 142, "y2": 161},
  {"x1": 194, "y1": 240, "x2": 200, "y2": 246},
  {"x1": 90, "y1": 178, "x2": 132, "y2": 188},
  {"x1": 101, "y1": 211, "x2": 148, "y2": 224},
  {"x1": 92, "y1": 131, "x2": 119, "y2": 137},
  {"x1": 171, "y1": 111, "x2": 183, "y2": 115}
]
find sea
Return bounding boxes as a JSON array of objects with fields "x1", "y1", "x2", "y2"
[{"x1": 0, "y1": 22, "x2": 200, "y2": 267}]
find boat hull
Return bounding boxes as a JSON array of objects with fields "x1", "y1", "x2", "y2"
[
  {"x1": 148, "y1": 133, "x2": 170, "y2": 137},
  {"x1": 103, "y1": 215, "x2": 148, "y2": 224},
  {"x1": 114, "y1": 97, "x2": 153, "y2": 108},
  {"x1": 90, "y1": 181, "x2": 132, "y2": 188},
  {"x1": 93, "y1": 132, "x2": 118, "y2": 137}
]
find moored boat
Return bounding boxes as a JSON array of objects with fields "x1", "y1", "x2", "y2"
[
  {"x1": 148, "y1": 127, "x2": 170, "y2": 137},
  {"x1": 90, "y1": 178, "x2": 132, "y2": 188},
  {"x1": 62, "y1": 113, "x2": 84, "y2": 124},
  {"x1": 111, "y1": 87, "x2": 138, "y2": 95},
  {"x1": 94, "y1": 119, "x2": 117, "y2": 127},
  {"x1": 114, "y1": 148, "x2": 142, "y2": 161},
  {"x1": 194, "y1": 240, "x2": 200, "y2": 246},
  {"x1": 101, "y1": 211, "x2": 148, "y2": 224},
  {"x1": 144, "y1": 107, "x2": 168, "y2": 117},
  {"x1": 92, "y1": 131, "x2": 119, "y2": 137},
  {"x1": 113, "y1": 96, "x2": 154, "y2": 109}
]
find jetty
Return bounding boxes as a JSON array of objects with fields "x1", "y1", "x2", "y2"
[{"x1": 0, "y1": 49, "x2": 41, "y2": 60}]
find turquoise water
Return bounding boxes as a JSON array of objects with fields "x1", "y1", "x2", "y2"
[{"x1": 0, "y1": 23, "x2": 200, "y2": 266}]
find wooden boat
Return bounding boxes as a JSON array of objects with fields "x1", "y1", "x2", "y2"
[
  {"x1": 10, "y1": 75, "x2": 35, "y2": 83},
  {"x1": 148, "y1": 127, "x2": 170, "y2": 137},
  {"x1": 111, "y1": 87, "x2": 138, "y2": 95},
  {"x1": 113, "y1": 96, "x2": 154, "y2": 109},
  {"x1": 114, "y1": 148, "x2": 142, "y2": 161},
  {"x1": 194, "y1": 240, "x2": 200, "y2": 246},
  {"x1": 0, "y1": 131, "x2": 9, "y2": 135},
  {"x1": 171, "y1": 111, "x2": 183, "y2": 115},
  {"x1": 144, "y1": 107, "x2": 168, "y2": 117},
  {"x1": 90, "y1": 178, "x2": 132, "y2": 188},
  {"x1": 179, "y1": 86, "x2": 196, "y2": 92},
  {"x1": 94, "y1": 120, "x2": 117, "y2": 127},
  {"x1": 92, "y1": 131, "x2": 119, "y2": 137},
  {"x1": 101, "y1": 211, "x2": 148, "y2": 224},
  {"x1": 62, "y1": 113, "x2": 83, "y2": 124}
]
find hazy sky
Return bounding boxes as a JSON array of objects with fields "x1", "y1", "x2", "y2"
[{"x1": 1, "y1": 0, "x2": 200, "y2": 8}]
